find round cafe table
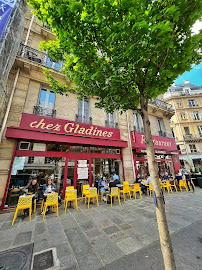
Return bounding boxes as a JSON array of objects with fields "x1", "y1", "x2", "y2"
[{"x1": 65, "y1": 189, "x2": 77, "y2": 192}]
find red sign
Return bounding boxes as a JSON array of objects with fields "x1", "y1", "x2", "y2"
[
  {"x1": 131, "y1": 131, "x2": 177, "y2": 151},
  {"x1": 19, "y1": 113, "x2": 121, "y2": 140}
]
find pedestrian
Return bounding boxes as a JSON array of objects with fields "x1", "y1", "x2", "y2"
[{"x1": 185, "y1": 171, "x2": 194, "y2": 192}]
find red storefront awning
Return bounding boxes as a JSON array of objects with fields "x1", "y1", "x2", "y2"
[{"x1": 6, "y1": 127, "x2": 128, "y2": 148}]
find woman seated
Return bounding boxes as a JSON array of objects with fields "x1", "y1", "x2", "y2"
[
  {"x1": 42, "y1": 178, "x2": 57, "y2": 214},
  {"x1": 98, "y1": 176, "x2": 109, "y2": 201}
]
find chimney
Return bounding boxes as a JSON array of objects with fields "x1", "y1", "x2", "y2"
[{"x1": 184, "y1": 80, "x2": 189, "y2": 84}]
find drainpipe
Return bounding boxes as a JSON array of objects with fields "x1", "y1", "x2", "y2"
[
  {"x1": 25, "y1": 13, "x2": 34, "y2": 46},
  {"x1": 0, "y1": 68, "x2": 20, "y2": 142},
  {"x1": 126, "y1": 111, "x2": 136, "y2": 181}
]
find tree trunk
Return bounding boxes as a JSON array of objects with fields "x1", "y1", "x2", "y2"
[{"x1": 140, "y1": 96, "x2": 176, "y2": 270}]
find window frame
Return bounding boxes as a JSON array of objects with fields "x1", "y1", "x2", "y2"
[{"x1": 189, "y1": 144, "x2": 197, "y2": 153}]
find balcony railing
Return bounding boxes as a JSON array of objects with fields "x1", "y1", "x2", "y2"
[
  {"x1": 17, "y1": 44, "x2": 63, "y2": 71},
  {"x1": 76, "y1": 114, "x2": 92, "y2": 124},
  {"x1": 159, "y1": 131, "x2": 167, "y2": 137},
  {"x1": 33, "y1": 106, "x2": 56, "y2": 117},
  {"x1": 149, "y1": 98, "x2": 174, "y2": 112},
  {"x1": 105, "y1": 120, "x2": 119, "y2": 129},
  {"x1": 183, "y1": 133, "x2": 202, "y2": 140},
  {"x1": 42, "y1": 22, "x2": 52, "y2": 31},
  {"x1": 134, "y1": 126, "x2": 144, "y2": 133}
]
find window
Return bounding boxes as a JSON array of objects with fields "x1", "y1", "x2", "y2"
[
  {"x1": 77, "y1": 98, "x2": 91, "y2": 123},
  {"x1": 180, "y1": 113, "x2": 187, "y2": 120},
  {"x1": 91, "y1": 147, "x2": 106, "y2": 154},
  {"x1": 133, "y1": 112, "x2": 143, "y2": 133},
  {"x1": 188, "y1": 100, "x2": 195, "y2": 107},
  {"x1": 157, "y1": 118, "x2": 166, "y2": 137},
  {"x1": 69, "y1": 146, "x2": 89, "y2": 153},
  {"x1": 184, "y1": 127, "x2": 190, "y2": 134},
  {"x1": 177, "y1": 102, "x2": 182, "y2": 107},
  {"x1": 197, "y1": 126, "x2": 202, "y2": 136},
  {"x1": 47, "y1": 144, "x2": 69, "y2": 152},
  {"x1": 193, "y1": 111, "x2": 200, "y2": 120},
  {"x1": 183, "y1": 88, "x2": 190, "y2": 95},
  {"x1": 189, "y1": 144, "x2": 197, "y2": 153},
  {"x1": 106, "y1": 112, "x2": 117, "y2": 128},
  {"x1": 36, "y1": 88, "x2": 55, "y2": 117}
]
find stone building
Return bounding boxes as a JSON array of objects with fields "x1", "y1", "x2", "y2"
[
  {"x1": 0, "y1": 7, "x2": 179, "y2": 209},
  {"x1": 163, "y1": 81, "x2": 202, "y2": 170}
]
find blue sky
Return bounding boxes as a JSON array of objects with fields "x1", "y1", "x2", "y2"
[{"x1": 175, "y1": 63, "x2": 202, "y2": 86}]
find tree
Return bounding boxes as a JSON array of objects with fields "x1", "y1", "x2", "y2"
[{"x1": 28, "y1": 0, "x2": 202, "y2": 269}]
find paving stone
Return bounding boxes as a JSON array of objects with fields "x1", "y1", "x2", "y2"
[
  {"x1": 35, "y1": 222, "x2": 46, "y2": 235},
  {"x1": 13, "y1": 231, "x2": 32, "y2": 246},
  {"x1": 19, "y1": 220, "x2": 34, "y2": 232},
  {"x1": 60, "y1": 256, "x2": 76, "y2": 269},
  {"x1": 119, "y1": 223, "x2": 133, "y2": 230},
  {"x1": 81, "y1": 220, "x2": 95, "y2": 231},
  {"x1": 108, "y1": 230, "x2": 130, "y2": 243},
  {"x1": 65, "y1": 227, "x2": 92, "y2": 258},
  {"x1": 94, "y1": 218, "x2": 112, "y2": 228},
  {"x1": 34, "y1": 238, "x2": 49, "y2": 253},
  {"x1": 61, "y1": 217, "x2": 78, "y2": 230},
  {"x1": 55, "y1": 243, "x2": 72, "y2": 259},
  {"x1": 103, "y1": 225, "x2": 120, "y2": 235},
  {"x1": 77, "y1": 253, "x2": 102, "y2": 270},
  {"x1": 116, "y1": 237, "x2": 143, "y2": 255},
  {"x1": 92, "y1": 236, "x2": 123, "y2": 264},
  {"x1": 61, "y1": 265, "x2": 77, "y2": 270},
  {"x1": 0, "y1": 240, "x2": 12, "y2": 251},
  {"x1": 0, "y1": 214, "x2": 6, "y2": 223},
  {"x1": 109, "y1": 216, "x2": 124, "y2": 225},
  {"x1": 48, "y1": 223, "x2": 63, "y2": 234},
  {"x1": 72, "y1": 212, "x2": 91, "y2": 224},
  {"x1": 48, "y1": 232, "x2": 67, "y2": 246},
  {"x1": 0, "y1": 221, "x2": 19, "y2": 231},
  {"x1": 85, "y1": 228, "x2": 102, "y2": 239}
]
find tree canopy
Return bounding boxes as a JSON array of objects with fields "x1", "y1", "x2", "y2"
[{"x1": 28, "y1": 0, "x2": 202, "y2": 113}]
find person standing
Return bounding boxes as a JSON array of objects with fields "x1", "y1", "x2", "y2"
[{"x1": 185, "y1": 171, "x2": 194, "y2": 192}]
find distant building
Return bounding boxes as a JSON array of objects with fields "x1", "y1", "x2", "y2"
[{"x1": 164, "y1": 80, "x2": 202, "y2": 170}]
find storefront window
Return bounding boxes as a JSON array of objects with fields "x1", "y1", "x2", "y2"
[
  {"x1": 91, "y1": 147, "x2": 106, "y2": 154},
  {"x1": 106, "y1": 148, "x2": 119, "y2": 154},
  {"x1": 5, "y1": 156, "x2": 65, "y2": 207},
  {"x1": 70, "y1": 146, "x2": 89, "y2": 153},
  {"x1": 47, "y1": 144, "x2": 69, "y2": 152}
]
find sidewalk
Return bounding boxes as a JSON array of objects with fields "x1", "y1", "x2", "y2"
[{"x1": 0, "y1": 188, "x2": 202, "y2": 270}]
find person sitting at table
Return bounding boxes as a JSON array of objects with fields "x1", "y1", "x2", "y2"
[
  {"x1": 144, "y1": 175, "x2": 151, "y2": 185},
  {"x1": 135, "y1": 174, "x2": 146, "y2": 194},
  {"x1": 175, "y1": 172, "x2": 182, "y2": 186},
  {"x1": 162, "y1": 172, "x2": 169, "y2": 182},
  {"x1": 42, "y1": 178, "x2": 57, "y2": 214},
  {"x1": 98, "y1": 176, "x2": 109, "y2": 201},
  {"x1": 23, "y1": 177, "x2": 39, "y2": 217}
]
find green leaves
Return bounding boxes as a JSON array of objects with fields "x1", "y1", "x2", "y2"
[{"x1": 28, "y1": 0, "x2": 202, "y2": 113}]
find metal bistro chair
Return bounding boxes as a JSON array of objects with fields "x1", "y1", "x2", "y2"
[
  {"x1": 81, "y1": 184, "x2": 90, "y2": 202},
  {"x1": 64, "y1": 190, "x2": 78, "y2": 213},
  {"x1": 12, "y1": 195, "x2": 32, "y2": 225},
  {"x1": 106, "y1": 187, "x2": 121, "y2": 207},
  {"x1": 85, "y1": 188, "x2": 99, "y2": 209},
  {"x1": 130, "y1": 183, "x2": 142, "y2": 200},
  {"x1": 42, "y1": 193, "x2": 59, "y2": 220}
]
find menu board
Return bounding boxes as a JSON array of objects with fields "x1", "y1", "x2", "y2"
[
  {"x1": 78, "y1": 160, "x2": 87, "y2": 167},
  {"x1": 77, "y1": 167, "x2": 88, "y2": 179}
]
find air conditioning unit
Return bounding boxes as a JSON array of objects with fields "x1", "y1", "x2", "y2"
[
  {"x1": 116, "y1": 149, "x2": 120, "y2": 154},
  {"x1": 19, "y1": 141, "x2": 30, "y2": 150}
]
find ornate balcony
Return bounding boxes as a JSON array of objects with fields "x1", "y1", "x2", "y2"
[
  {"x1": 134, "y1": 126, "x2": 144, "y2": 133},
  {"x1": 42, "y1": 22, "x2": 52, "y2": 31},
  {"x1": 159, "y1": 131, "x2": 167, "y2": 137},
  {"x1": 105, "y1": 120, "x2": 119, "y2": 129},
  {"x1": 149, "y1": 98, "x2": 174, "y2": 112},
  {"x1": 183, "y1": 133, "x2": 202, "y2": 141},
  {"x1": 17, "y1": 44, "x2": 63, "y2": 71},
  {"x1": 33, "y1": 106, "x2": 56, "y2": 117},
  {"x1": 76, "y1": 114, "x2": 92, "y2": 124}
]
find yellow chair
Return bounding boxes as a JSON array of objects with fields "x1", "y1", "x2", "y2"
[
  {"x1": 170, "y1": 181, "x2": 178, "y2": 192},
  {"x1": 106, "y1": 187, "x2": 121, "y2": 207},
  {"x1": 100, "y1": 190, "x2": 103, "y2": 201},
  {"x1": 85, "y1": 188, "x2": 99, "y2": 209},
  {"x1": 64, "y1": 190, "x2": 78, "y2": 213},
  {"x1": 130, "y1": 183, "x2": 142, "y2": 200},
  {"x1": 147, "y1": 183, "x2": 152, "y2": 197},
  {"x1": 191, "y1": 179, "x2": 195, "y2": 189},
  {"x1": 12, "y1": 195, "x2": 32, "y2": 225},
  {"x1": 179, "y1": 180, "x2": 188, "y2": 192},
  {"x1": 81, "y1": 184, "x2": 90, "y2": 202},
  {"x1": 164, "y1": 181, "x2": 173, "y2": 194},
  {"x1": 66, "y1": 186, "x2": 74, "y2": 190},
  {"x1": 119, "y1": 182, "x2": 131, "y2": 201},
  {"x1": 42, "y1": 193, "x2": 59, "y2": 220}
]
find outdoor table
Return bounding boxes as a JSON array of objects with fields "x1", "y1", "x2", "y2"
[
  {"x1": 65, "y1": 189, "x2": 77, "y2": 192},
  {"x1": 86, "y1": 187, "x2": 96, "y2": 190},
  {"x1": 116, "y1": 184, "x2": 124, "y2": 187},
  {"x1": 129, "y1": 184, "x2": 135, "y2": 186}
]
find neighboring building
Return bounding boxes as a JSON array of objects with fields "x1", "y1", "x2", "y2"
[
  {"x1": 0, "y1": 7, "x2": 179, "y2": 209},
  {"x1": 163, "y1": 80, "x2": 202, "y2": 170}
]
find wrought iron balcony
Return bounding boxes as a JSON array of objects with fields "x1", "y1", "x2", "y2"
[
  {"x1": 33, "y1": 106, "x2": 56, "y2": 118},
  {"x1": 183, "y1": 133, "x2": 202, "y2": 141},
  {"x1": 105, "y1": 120, "x2": 119, "y2": 129},
  {"x1": 42, "y1": 22, "x2": 52, "y2": 31},
  {"x1": 134, "y1": 126, "x2": 144, "y2": 133},
  {"x1": 158, "y1": 131, "x2": 167, "y2": 137},
  {"x1": 17, "y1": 44, "x2": 63, "y2": 71},
  {"x1": 76, "y1": 114, "x2": 92, "y2": 124},
  {"x1": 149, "y1": 98, "x2": 174, "y2": 112}
]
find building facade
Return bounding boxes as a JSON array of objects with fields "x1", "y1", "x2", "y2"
[
  {"x1": 163, "y1": 81, "x2": 202, "y2": 170},
  {"x1": 0, "y1": 7, "x2": 179, "y2": 209}
]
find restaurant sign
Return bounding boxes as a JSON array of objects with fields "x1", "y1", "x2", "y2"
[
  {"x1": 131, "y1": 131, "x2": 177, "y2": 151},
  {"x1": 20, "y1": 113, "x2": 121, "y2": 140}
]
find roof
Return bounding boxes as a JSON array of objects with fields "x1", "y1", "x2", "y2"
[{"x1": 168, "y1": 82, "x2": 202, "y2": 92}]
